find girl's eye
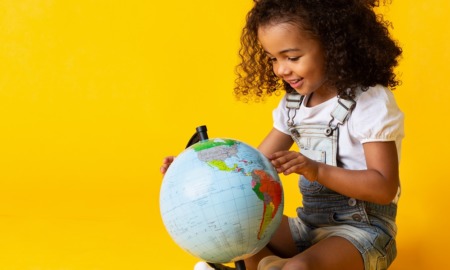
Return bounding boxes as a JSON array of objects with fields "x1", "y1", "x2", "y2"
[
  {"x1": 288, "y1": 57, "x2": 300, "y2": 61},
  {"x1": 268, "y1": 57, "x2": 277, "y2": 63}
]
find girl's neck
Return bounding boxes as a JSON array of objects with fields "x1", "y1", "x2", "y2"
[{"x1": 306, "y1": 85, "x2": 338, "y2": 107}]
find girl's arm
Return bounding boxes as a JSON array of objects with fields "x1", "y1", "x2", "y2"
[
  {"x1": 258, "y1": 128, "x2": 295, "y2": 157},
  {"x1": 270, "y1": 141, "x2": 400, "y2": 205}
]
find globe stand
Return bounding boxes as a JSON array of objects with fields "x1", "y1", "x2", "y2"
[
  {"x1": 186, "y1": 125, "x2": 209, "y2": 148},
  {"x1": 234, "y1": 260, "x2": 246, "y2": 270},
  {"x1": 207, "y1": 260, "x2": 246, "y2": 270},
  {"x1": 187, "y1": 126, "x2": 247, "y2": 270}
]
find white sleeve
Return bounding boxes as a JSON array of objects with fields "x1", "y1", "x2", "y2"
[
  {"x1": 272, "y1": 95, "x2": 291, "y2": 135},
  {"x1": 350, "y1": 85, "x2": 404, "y2": 143}
]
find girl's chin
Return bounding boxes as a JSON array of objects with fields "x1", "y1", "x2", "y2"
[{"x1": 292, "y1": 86, "x2": 311, "y2": 96}]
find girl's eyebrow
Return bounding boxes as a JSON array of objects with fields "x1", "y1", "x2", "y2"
[
  {"x1": 264, "y1": 48, "x2": 301, "y2": 55},
  {"x1": 279, "y1": 48, "x2": 301, "y2": 54}
]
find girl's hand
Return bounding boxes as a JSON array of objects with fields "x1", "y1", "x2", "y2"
[
  {"x1": 269, "y1": 151, "x2": 320, "y2": 181},
  {"x1": 160, "y1": 156, "x2": 176, "y2": 174}
]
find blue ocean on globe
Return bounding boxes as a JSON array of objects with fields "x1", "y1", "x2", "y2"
[{"x1": 159, "y1": 138, "x2": 284, "y2": 263}]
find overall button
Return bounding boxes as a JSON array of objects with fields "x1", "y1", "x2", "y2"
[
  {"x1": 348, "y1": 198, "x2": 357, "y2": 207},
  {"x1": 352, "y1": 214, "x2": 362, "y2": 222}
]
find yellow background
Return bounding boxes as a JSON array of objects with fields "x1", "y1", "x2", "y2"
[{"x1": 0, "y1": 0, "x2": 448, "y2": 269}]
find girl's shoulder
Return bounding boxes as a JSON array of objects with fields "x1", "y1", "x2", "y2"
[
  {"x1": 355, "y1": 85, "x2": 395, "y2": 102},
  {"x1": 354, "y1": 85, "x2": 401, "y2": 113},
  {"x1": 350, "y1": 85, "x2": 404, "y2": 142}
]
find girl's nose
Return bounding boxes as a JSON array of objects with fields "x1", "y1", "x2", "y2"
[{"x1": 275, "y1": 62, "x2": 291, "y2": 77}]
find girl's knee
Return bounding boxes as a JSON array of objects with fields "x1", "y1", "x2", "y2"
[
  {"x1": 282, "y1": 258, "x2": 311, "y2": 270},
  {"x1": 258, "y1": 255, "x2": 288, "y2": 270},
  {"x1": 258, "y1": 256, "x2": 312, "y2": 270}
]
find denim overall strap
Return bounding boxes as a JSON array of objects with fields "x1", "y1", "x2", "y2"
[
  {"x1": 325, "y1": 97, "x2": 356, "y2": 136},
  {"x1": 286, "y1": 93, "x2": 304, "y2": 128},
  {"x1": 285, "y1": 93, "x2": 356, "y2": 137}
]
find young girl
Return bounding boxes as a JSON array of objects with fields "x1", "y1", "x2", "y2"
[{"x1": 162, "y1": 0, "x2": 404, "y2": 269}]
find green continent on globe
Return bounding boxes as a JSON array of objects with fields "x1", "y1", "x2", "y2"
[
  {"x1": 192, "y1": 139, "x2": 236, "y2": 152},
  {"x1": 207, "y1": 160, "x2": 237, "y2": 172}
]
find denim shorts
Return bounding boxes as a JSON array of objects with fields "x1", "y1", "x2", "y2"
[{"x1": 288, "y1": 208, "x2": 397, "y2": 270}]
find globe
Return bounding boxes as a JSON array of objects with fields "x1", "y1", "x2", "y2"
[{"x1": 159, "y1": 138, "x2": 284, "y2": 264}]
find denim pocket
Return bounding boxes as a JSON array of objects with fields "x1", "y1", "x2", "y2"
[
  {"x1": 302, "y1": 149, "x2": 326, "y2": 163},
  {"x1": 299, "y1": 148, "x2": 327, "y2": 194},
  {"x1": 376, "y1": 255, "x2": 388, "y2": 270},
  {"x1": 375, "y1": 239, "x2": 396, "y2": 270},
  {"x1": 289, "y1": 124, "x2": 338, "y2": 167},
  {"x1": 374, "y1": 228, "x2": 397, "y2": 269},
  {"x1": 384, "y1": 238, "x2": 397, "y2": 268}
]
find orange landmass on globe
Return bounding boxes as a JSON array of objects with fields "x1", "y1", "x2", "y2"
[{"x1": 251, "y1": 169, "x2": 282, "y2": 239}]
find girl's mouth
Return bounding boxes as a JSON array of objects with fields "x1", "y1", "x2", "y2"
[{"x1": 287, "y1": 78, "x2": 303, "y2": 89}]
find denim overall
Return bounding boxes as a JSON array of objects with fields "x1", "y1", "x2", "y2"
[{"x1": 285, "y1": 93, "x2": 398, "y2": 270}]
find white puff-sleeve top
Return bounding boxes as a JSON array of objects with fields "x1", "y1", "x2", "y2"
[{"x1": 273, "y1": 85, "x2": 405, "y2": 171}]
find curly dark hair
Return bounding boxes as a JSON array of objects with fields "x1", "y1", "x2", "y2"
[{"x1": 234, "y1": 0, "x2": 402, "y2": 101}]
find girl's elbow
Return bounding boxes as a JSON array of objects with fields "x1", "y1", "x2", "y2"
[
  {"x1": 377, "y1": 187, "x2": 398, "y2": 205},
  {"x1": 377, "y1": 176, "x2": 400, "y2": 205},
  {"x1": 377, "y1": 196, "x2": 394, "y2": 205}
]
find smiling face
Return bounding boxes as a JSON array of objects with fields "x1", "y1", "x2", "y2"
[{"x1": 258, "y1": 22, "x2": 336, "y2": 101}]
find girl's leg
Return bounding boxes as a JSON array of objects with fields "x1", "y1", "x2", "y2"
[
  {"x1": 244, "y1": 216, "x2": 298, "y2": 270},
  {"x1": 282, "y1": 236, "x2": 364, "y2": 270}
]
